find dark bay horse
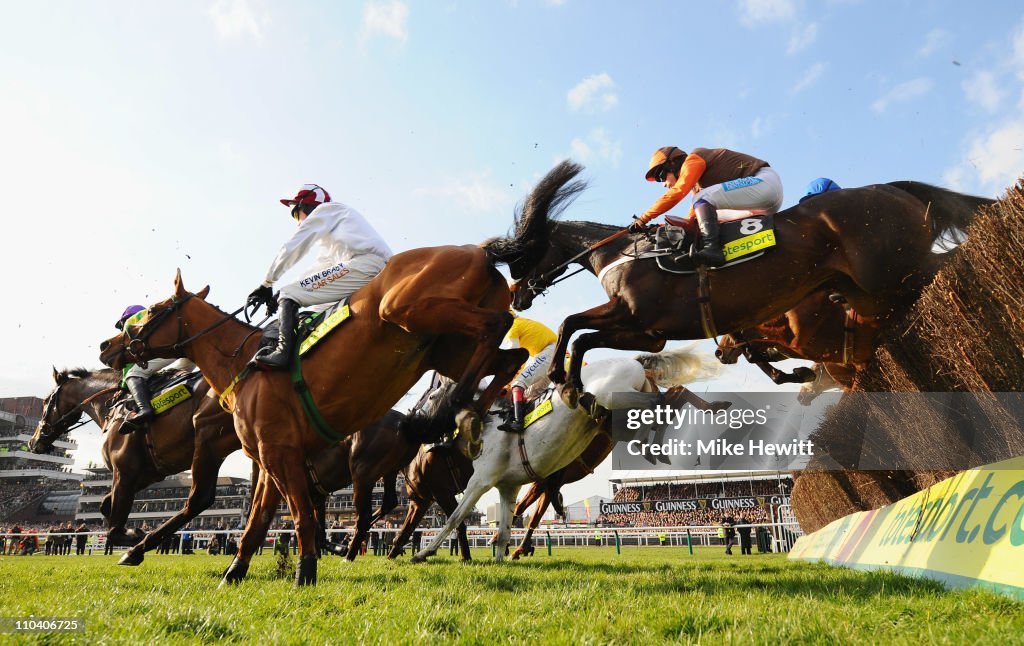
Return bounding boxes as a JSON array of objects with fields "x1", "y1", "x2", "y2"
[
  {"x1": 28, "y1": 367, "x2": 239, "y2": 550},
  {"x1": 29, "y1": 368, "x2": 430, "y2": 567},
  {"x1": 97, "y1": 173, "x2": 572, "y2": 585},
  {"x1": 491, "y1": 164, "x2": 985, "y2": 401},
  {"x1": 714, "y1": 183, "x2": 994, "y2": 390},
  {"x1": 30, "y1": 368, "x2": 245, "y2": 557},
  {"x1": 387, "y1": 443, "x2": 476, "y2": 561}
]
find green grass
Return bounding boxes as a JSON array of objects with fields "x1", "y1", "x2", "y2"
[{"x1": 1, "y1": 547, "x2": 1021, "y2": 645}]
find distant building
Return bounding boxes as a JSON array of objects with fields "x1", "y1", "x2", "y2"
[
  {"x1": 1, "y1": 397, "x2": 83, "y2": 522},
  {"x1": 76, "y1": 467, "x2": 250, "y2": 530}
]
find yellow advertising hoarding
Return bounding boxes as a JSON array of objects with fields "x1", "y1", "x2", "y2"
[{"x1": 790, "y1": 457, "x2": 1024, "y2": 599}]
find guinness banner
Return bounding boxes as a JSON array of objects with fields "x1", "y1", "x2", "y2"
[{"x1": 599, "y1": 495, "x2": 790, "y2": 516}]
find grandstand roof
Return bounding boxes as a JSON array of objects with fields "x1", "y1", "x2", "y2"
[{"x1": 609, "y1": 470, "x2": 791, "y2": 486}]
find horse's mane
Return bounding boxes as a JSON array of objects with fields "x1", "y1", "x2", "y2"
[
  {"x1": 482, "y1": 160, "x2": 588, "y2": 267},
  {"x1": 58, "y1": 367, "x2": 118, "y2": 383},
  {"x1": 634, "y1": 344, "x2": 722, "y2": 388}
]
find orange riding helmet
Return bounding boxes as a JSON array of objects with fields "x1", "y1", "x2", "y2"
[{"x1": 645, "y1": 146, "x2": 687, "y2": 182}]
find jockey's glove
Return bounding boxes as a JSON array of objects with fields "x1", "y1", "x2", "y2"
[
  {"x1": 627, "y1": 220, "x2": 646, "y2": 234},
  {"x1": 247, "y1": 284, "x2": 278, "y2": 316}
]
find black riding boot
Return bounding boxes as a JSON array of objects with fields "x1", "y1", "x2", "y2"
[
  {"x1": 255, "y1": 299, "x2": 299, "y2": 370},
  {"x1": 691, "y1": 201, "x2": 726, "y2": 267},
  {"x1": 498, "y1": 386, "x2": 526, "y2": 432},
  {"x1": 121, "y1": 377, "x2": 155, "y2": 434}
]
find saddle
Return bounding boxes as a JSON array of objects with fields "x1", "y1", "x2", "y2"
[
  {"x1": 652, "y1": 214, "x2": 777, "y2": 274},
  {"x1": 257, "y1": 298, "x2": 352, "y2": 357},
  {"x1": 115, "y1": 369, "x2": 204, "y2": 418}
]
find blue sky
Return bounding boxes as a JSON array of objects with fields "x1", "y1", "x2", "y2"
[{"x1": 2, "y1": 0, "x2": 1023, "y2": 506}]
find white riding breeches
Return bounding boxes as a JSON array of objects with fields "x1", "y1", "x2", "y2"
[
  {"x1": 694, "y1": 167, "x2": 784, "y2": 215},
  {"x1": 126, "y1": 358, "x2": 196, "y2": 380},
  {"x1": 278, "y1": 254, "x2": 387, "y2": 307},
  {"x1": 511, "y1": 342, "x2": 556, "y2": 398}
]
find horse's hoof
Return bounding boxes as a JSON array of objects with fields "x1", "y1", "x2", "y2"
[
  {"x1": 558, "y1": 384, "x2": 579, "y2": 409},
  {"x1": 220, "y1": 558, "x2": 249, "y2": 586},
  {"x1": 455, "y1": 409, "x2": 483, "y2": 459},
  {"x1": 410, "y1": 552, "x2": 427, "y2": 564},
  {"x1": 295, "y1": 554, "x2": 318, "y2": 586},
  {"x1": 511, "y1": 551, "x2": 522, "y2": 561},
  {"x1": 117, "y1": 550, "x2": 144, "y2": 566},
  {"x1": 711, "y1": 400, "x2": 732, "y2": 412}
]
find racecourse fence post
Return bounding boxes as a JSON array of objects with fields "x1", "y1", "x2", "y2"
[
  {"x1": 686, "y1": 529, "x2": 693, "y2": 555},
  {"x1": 492, "y1": 542, "x2": 496, "y2": 558},
  {"x1": 546, "y1": 532, "x2": 552, "y2": 556},
  {"x1": 614, "y1": 531, "x2": 620, "y2": 555}
]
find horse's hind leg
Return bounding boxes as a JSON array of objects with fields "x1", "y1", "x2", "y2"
[
  {"x1": 262, "y1": 450, "x2": 320, "y2": 585},
  {"x1": 511, "y1": 490, "x2": 548, "y2": 560}
]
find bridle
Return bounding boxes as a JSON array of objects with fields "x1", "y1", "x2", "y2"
[
  {"x1": 121, "y1": 295, "x2": 252, "y2": 367},
  {"x1": 36, "y1": 380, "x2": 119, "y2": 447},
  {"x1": 513, "y1": 228, "x2": 632, "y2": 301}
]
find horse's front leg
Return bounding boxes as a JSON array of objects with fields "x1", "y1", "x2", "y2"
[
  {"x1": 221, "y1": 471, "x2": 279, "y2": 587},
  {"x1": 411, "y1": 479, "x2": 491, "y2": 563},
  {"x1": 493, "y1": 485, "x2": 520, "y2": 563},
  {"x1": 551, "y1": 297, "x2": 643, "y2": 387},
  {"x1": 261, "y1": 451, "x2": 320, "y2": 586},
  {"x1": 562, "y1": 327, "x2": 665, "y2": 408}
]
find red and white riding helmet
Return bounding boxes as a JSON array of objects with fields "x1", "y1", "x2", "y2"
[{"x1": 280, "y1": 184, "x2": 331, "y2": 207}]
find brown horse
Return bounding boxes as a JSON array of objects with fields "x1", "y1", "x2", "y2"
[
  {"x1": 715, "y1": 290, "x2": 878, "y2": 387},
  {"x1": 28, "y1": 367, "x2": 238, "y2": 550},
  {"x1": 96, "y1": 173, "x2": 574, "y2": 585},
  {"x1": 387, "y1": 443, "x2": 476, "y2": 561},
  {"x1": 492, "y1": 167, "x2": 985, "y2": 402}
]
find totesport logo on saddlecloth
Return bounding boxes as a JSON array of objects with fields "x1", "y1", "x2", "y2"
[{"x1": 789, "y1": 457, "x2": 1024, "y2": 600}]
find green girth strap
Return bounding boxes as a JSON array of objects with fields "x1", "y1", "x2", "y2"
[{"x1": 289, "y1": 346, "x2": 344, "y2": 444}]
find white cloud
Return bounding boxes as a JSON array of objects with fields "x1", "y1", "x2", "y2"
[
  {"x1": 791, "y1": 62, "x2": 826, "y2": 94},
  {"x1": 917, "y1": 28, "x2": 950, "y2": 58},
  {"x1": 209, "y1": 0, "x2": 268, "y2": 42},
  {"x1": 568, "y1": 127, "x2": 623, "y2": 167},
  {"x1": 944, "y1": 121, "x2": 1024, "y2": 193},
  {"x1": 737, "y1": 0, "x2": 796, "y2": 28},
  {"x1": 417, "y1": 171, "x2": 512, "y2": 213},
  {"x1": 870, "y1": 78, "x2": 932, "y2": 113},
  {"x1": 963, "y1": 70, "x2": 1005, "y2": 113},
  {"x1": 751, "y1": 115, "x2": 775, "y2": 139},
  {"x1": 787, "y1": 22, "x2": 818, "y2": 55},
  {"x1": 566, "y1": 73, "x2": 619, "y2": 113},
  {"x1": 1013, "y1": 20, "x2": 1024, "y2": 79},
  {"x1": 361, "y1": 0, "x2": 409, "y2": 44}
]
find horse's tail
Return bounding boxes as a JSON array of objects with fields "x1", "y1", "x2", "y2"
[
  {"x1": 887, "y1": 181, "x2": 995, "y2": 242},
  {"x1": 634, "y1": 343, "x2": 722, "y2": 389},
  {"x1": 482, "y1": 160, "x2": 587, "y2": 266}
]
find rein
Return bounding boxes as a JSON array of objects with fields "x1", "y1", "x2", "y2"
[
  {"x1": 125, "y1": 295, "x2": 259, "y2": 367},
  {"x1": 41, "y1": 385, "x2": 120, "y2": 440},
  {"x1": 521, "y1": 228, "x2": 630, "y2": 296}
]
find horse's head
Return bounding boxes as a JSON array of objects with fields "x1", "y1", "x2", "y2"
[
  {"x1": 715, "y1": 334, "x2": 745, "y2": 365},
  {"x1": 508, "y1": 240, "x2": 572, "y2": 311},
  {"x1": 99, "y1": 269, "x2": 210, "y2": 370},
  {"x1": 29, "y1": 367, "x2": 92, "y2": 453}
]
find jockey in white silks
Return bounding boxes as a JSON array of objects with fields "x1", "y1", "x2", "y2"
[{"x1": 246, "y1": 184, "x2": 393, "y2": 370}]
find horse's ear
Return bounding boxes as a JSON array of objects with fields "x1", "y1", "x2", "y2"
[
  {"x1": 52, "y1": 366, "x2": 60, "y2": 383},
  {"x1": 197, "y1": 285, "x2": 210, "y2": 301},
  {"x1": 174, "y1": 268, "x2": 187, "y2": 297}
]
